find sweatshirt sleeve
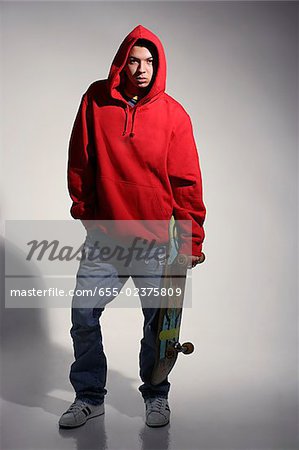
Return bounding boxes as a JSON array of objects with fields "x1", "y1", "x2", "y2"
[
  {"x1": 167, "y1": 108, "x2": 206, "y2": 256},
  {"x1": 67, "y1": 94, "x2": 96, "y2": 226}
]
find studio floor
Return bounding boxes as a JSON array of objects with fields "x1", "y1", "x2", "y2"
[{"x1": 1, "y1": 306, "x2": 297, "y2": 450}]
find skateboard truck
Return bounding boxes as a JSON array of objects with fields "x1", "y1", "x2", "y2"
[{"x1": 166, "y1": 341, "x2": 194, "y2": 359}]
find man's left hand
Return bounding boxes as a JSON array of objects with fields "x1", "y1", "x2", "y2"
[{"x1": 187, "y1": 253, "x2": 205, "y2": 268}]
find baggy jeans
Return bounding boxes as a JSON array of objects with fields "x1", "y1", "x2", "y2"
[{"x1": 69, "y1": 229, "x2": 176, "y2": 405}]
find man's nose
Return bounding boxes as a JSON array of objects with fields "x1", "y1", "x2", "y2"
[{"x1": 138, "y1": 62, "x2": 146, "y2": 73}]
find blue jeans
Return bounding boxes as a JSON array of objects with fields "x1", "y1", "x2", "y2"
[{"x1": 69, "y1": 229, "x2": 175, "y2": 405}]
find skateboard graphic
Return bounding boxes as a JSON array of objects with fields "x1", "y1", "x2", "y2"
[{"x1": 151, "y1": 221, "x2": 194, "y2": 386}]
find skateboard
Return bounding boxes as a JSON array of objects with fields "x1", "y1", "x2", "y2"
[{"x1": 151, "y1": 250, "x2": 194, "y2": 386}]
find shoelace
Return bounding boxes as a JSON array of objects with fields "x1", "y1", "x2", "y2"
[
  {"x1": 147, "y1": 398, "x2": 166, "y2": 412},
  {"x1": 67, "y1": 400, "x2": 87, "y2": 416}
]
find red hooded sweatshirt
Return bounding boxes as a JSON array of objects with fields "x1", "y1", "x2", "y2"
[{"x1": 67, "y1": 24, "x2": 206, "y2": 256}]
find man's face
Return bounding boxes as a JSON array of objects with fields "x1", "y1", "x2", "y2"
[{"x1": 124, "y1": 46, "x2": 154, "y2": 90}]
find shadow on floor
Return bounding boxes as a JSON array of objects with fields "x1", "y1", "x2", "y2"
[{"x1": 0, "y1": 237, "x2": 172, "y2": 450}]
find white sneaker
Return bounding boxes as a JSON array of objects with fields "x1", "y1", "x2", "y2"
[
  {"x1": 145, "y1": 397, "x2": 170, "y2": 427},
  {"x1": 59, "y1": 399, "x2": 104, "y2": 428}
]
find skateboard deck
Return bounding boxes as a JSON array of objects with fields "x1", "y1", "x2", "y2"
[{"x1": 151, "y1": 252, "x2": 194, "y2": 386}]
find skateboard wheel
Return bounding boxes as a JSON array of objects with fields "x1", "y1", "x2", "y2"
[
  {"x1": 181, "y1": 342, "x2": 194, "y2": 355},
  {"x1": 177, "y1": 254, "x2": 188, "y2": 265}
]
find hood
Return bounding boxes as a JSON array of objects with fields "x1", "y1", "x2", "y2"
[{"x1": 107, "y1": 24, "x2": 167, "y2": 107}]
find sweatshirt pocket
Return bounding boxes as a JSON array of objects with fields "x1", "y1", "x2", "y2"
[{"x1": 96, "y1": 176, "x2": 170, "y2": 220}]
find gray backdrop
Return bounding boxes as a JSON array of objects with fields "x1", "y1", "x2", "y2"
[{"x1": 1, "y1": 2, "x2": 298, "y2": 450}]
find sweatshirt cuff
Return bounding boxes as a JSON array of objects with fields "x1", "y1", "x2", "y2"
[
  {"x1": 179, "y1": 241, "x2": 203, "y2": 257},
  {"x1": 70, "y1": 202, "x2": 95, "y2": 221}
]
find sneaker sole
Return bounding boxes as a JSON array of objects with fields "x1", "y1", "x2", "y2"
[
  {"x1": 59, "y1": 408, "x2": 105, "y2": 429},
  {"x1": 146, "y1": 418, "x2": 170, "y2": 428}
]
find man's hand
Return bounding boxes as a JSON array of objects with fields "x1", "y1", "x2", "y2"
[{"x1": 187, "y1": 253, "x2": 205, "y2": 268}]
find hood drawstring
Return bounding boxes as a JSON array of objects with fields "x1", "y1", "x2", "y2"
[
  {"x1": 129, "y1": 107, "x2": 137, "y2": 137},
  {"x1": 122, "y1": 106, "x2": 137, "y2": 138},
  {"x1": 122, "y1": 108, "x2": 128, "y2": 136}
]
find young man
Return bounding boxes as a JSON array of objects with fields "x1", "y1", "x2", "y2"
[{"x1": 59, "y1": 24, "x2": 206, "y2": 429}]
